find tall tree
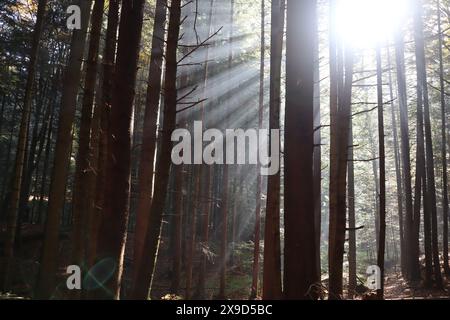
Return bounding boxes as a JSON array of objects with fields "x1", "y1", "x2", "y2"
[
  {"x1": 394, "y1": 30, "x2": 419, "y2": 280},
  {"x1": 250, "y1": 0, "x2": 265, "y2": 300},
  {"x1": 437, "y1": 0, "x2": 449, "y2": 275},
  {"x1": 284, "y1": 0, "x2": 318, "y2": 299},
  {"x1": 95, "y1": 0, "x2": 146, "y2": 299},
  {"x1": 347, "y1": 121, "x2": 356, "y2": 299},
  {"x1": 328, "y1": 0, "x2": 354, "y2": 298},
  {"x1": 35, "y1": 0, "x2": 92, "y2": 299},
  {"x1": 262, "y1": 0, "x2": 284, "y2": 300},
  {"x1": 413, "y1": 0, "x2": 443, "y2": 287},
  {"x1": 3, "y1": 0, "x2": 48, "y2": 280},
  {"x1": 376, "y1": 45, "x2": 386, "y2": 300},
  {"x1": 87, "y1": 0, "x2": 120, "y2": 266},
  {"x1": 387, "y1": 47, "x2": 406, "y2": 276},
  {"x1": 313, "y1": 4, "x2": 322, "y2": 285},
  {"x1": 132, "y1": 0, "x2": 167, "y2": 282},
  {"x1": 132, "y1": 0, "x2": 182, "y2": 300},
  {"x1": 71, "y1": 0, "x2": 105, "y2": 287}
]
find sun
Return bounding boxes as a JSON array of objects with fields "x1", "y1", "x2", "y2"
[{"x1": 336, "y1": 0, "x2": 411, "y2": 48}]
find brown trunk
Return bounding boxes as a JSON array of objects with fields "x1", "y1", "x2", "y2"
[
  {"x1": 131, "y1": 0, "x2": 181, "y2": 299},
  {"x1": 313, "y1": 6, "x2": 322, "y2": 284},
  {"x1": 412, "y1": 35, "x2": 431, "y2": 286},
  {"x1": 35, "y1": 0, "x2": 92, "y2": 299},
  {"x1": 132, "y1": 0, "x2": 167, "y2": 280},
  {"x1": 437, "y1": 0, "x2": 449, "y2": 275},
  {"x1": 376, "y1": 45, "x2": 386, "y2": 300},
  {"x1": 328, "y1": 35, "x2": 354, "y2": 299},
  {"x1": 394, "y1": 30, "x2": 418, "y2": 280},
  {"x1": 87, "y1": 0, "x2": 120, "y2": 266},
  {"x1": 95, "y1": 0, "x2": 145, "y2": 299},
  {"x1": 366, "y1": 111, "x2": 380, "y2": 248},
  {"x1": 250, "y1": 0, "x2": 265, "y2": 300},
  {"x1": 71, "y1": 0, "x2": 105, "y2": 291},
  {"x1": 413, "y1": 0, "x2": 442, "y2": 287},
  {"x1": 347, "y1": 120, "x2": 356, "y2": 299},
  {"x1": 387, "y1": 47, "x2": 406, "y2": 275},
  {"x1": 263, "y1": 0, "x2": 284, "y2": 300},
  {"x1": 284, "y1": 0, "x2": 318, "y2": 300}
]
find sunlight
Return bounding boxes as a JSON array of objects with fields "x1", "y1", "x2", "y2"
[{"x1": 336, "y1": 0, "x2": 411, "y2": 48}]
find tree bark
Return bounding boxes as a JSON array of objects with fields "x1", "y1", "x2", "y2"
[
  {"x1": 95, "y1": 0, "x2": 145, "y2": 299},
  {"x1": 87, "y1": 0, "x2": 120, "y2": 267},
  {"x1": 133, "y1": 0, "x2": 167, "y2": 281},
  {"x1": 328, "y1": 36, "x2": 354, "y2": 300},
  {"x1": 35, "y1": 0, "x2": 92, "y2": 299},
  {"x1": 250, "y1": 0, "x2": 265, "y2": 300},
  {"x1": 413, "y1": 0, "x2": 443, "y2": 287},
  {"x1": 376, "y1": 45, "x2": 386, "y2": 300},
  {"x1": 437, "y1": 0, "x2": 449, "y2": 275},
  {"x1": 387, "y1": 47, "x2": 406, "y2": 275},
  {"x1": 347, "y1": 121, "x2": 356, "y2": 299},
  {"x1": 284, "y1": 0, "x2": 319, "y2": 300},
  {"x1": 313, "y1": 5, "x2": 322, "y2": 286},
  {"x1": 262, "y1": 0, "x2": 284, "y2": 300},
  {"x1": 131, "y1": 0, "x2": 181, "y2": 300},
  {"x1": 71, "y1": 0, "x2": 105, "y2": 291},
  {"x1": 394, "y1": 30, "x2": 419, "y2": 280}
]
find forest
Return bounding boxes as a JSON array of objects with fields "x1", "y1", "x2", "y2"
[{"x1": 0, "y1": 0, "x2": 449, "y2": 301}]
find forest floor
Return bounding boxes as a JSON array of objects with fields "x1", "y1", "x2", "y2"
[
  {"x1": 383, "y1": 272, "x2": 450, "y2": 300},
  {"x1": 0, "y1": 227, "x2": 449, "y2": 300}
]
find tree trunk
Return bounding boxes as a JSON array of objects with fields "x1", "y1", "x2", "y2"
[
  {"x1": 71, "y1": 0, "x2": 104, "y2": 291},
  {"x1": 394, "y1": 30, "x2": 419, "y2": 280},
  {"x1": 376, "y1": 45, "x2": 386, "y2": 300},
  {"x1": 250, "y1": 0, "x2": 265, "y2": 300},
  {"x1": 35, "y1": 0, "x2": 92, "y2": 299},
  {"x1": 313, "y1": 5, "x2": 322, "y2": 285},
  {"x1": 131, "y1": 0, "x2": 181, "y2": 300},
  {"x1": 328, "y1": 35, "x2": 354, "y2": 300},
  {"x1": 263, "y1": 0, "x2": 284, "y2": 300},
  {"x1": 95, "y1": 0, "x2": 145, "y2": 299},
  {"x1": 366, "y1": 109, "x2": 380, "y2": 248},
  {"x1": 437, "y1": 0, "x2": 449, "y2": 275},
  {"x1": 284, "y1": 0, "x2": 319, "y2": 300},
  {"x1": 413, "y1": 0, "x2": 442, "y2": 287},
  {"x1": 3, "y1": 0, "x2": 48, "y2": 285},
  {"x1": 133, "y1": 0, "x2": 167, "y2": 280},
  {"x1": 87, "y1": 0, "x2": 120, "y2": 267},
  {"x1": 347, "y1": 120, "x2": 356, "y2": 299},
  {"x1": 387, "y1": 47, "x2": 406, "y2": 275}
]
